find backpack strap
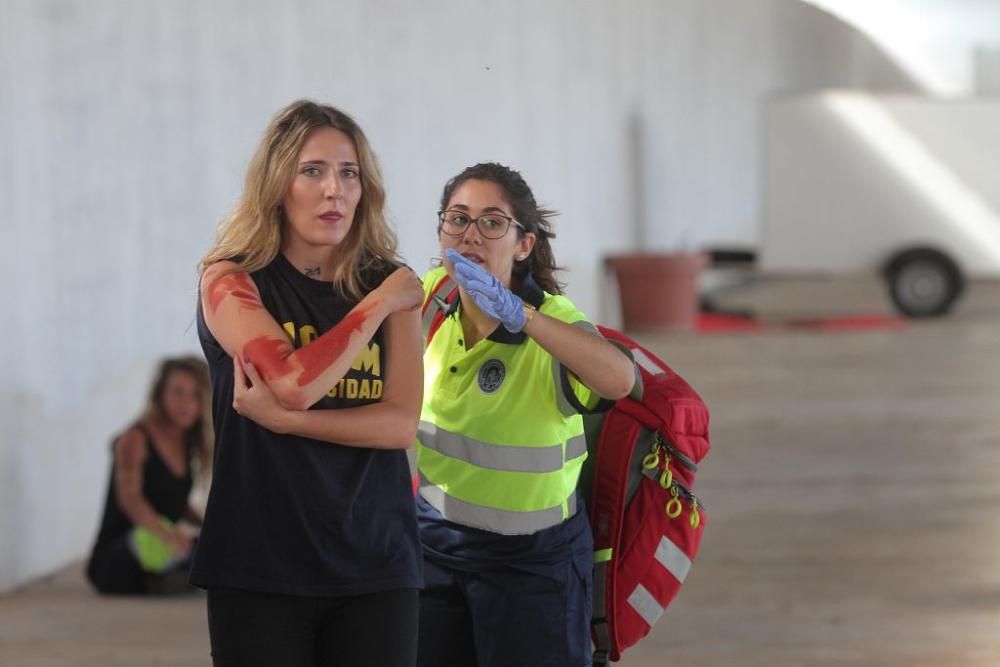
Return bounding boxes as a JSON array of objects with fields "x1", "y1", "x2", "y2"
[
  {"x1": 559, "y1": 337, "x2": 644, "y2": 415},
  {"x1": 559, "y1": 369, "x2": 617, "y2": 415},
  {"x1": 592, "y1": 552, "x2": 613, "y2": 667}
]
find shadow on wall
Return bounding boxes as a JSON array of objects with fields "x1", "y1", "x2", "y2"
[{"x1": 779, "y1": 0, "x2": 924, "y2": 93}]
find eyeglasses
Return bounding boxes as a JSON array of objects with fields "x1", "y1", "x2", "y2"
[{"x1": 437, "y1": 210, "x2": 526, "y2": 240}]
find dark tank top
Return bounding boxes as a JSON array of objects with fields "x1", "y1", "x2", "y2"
[
  {"x1": 191, "y1": 254, "x2": 422, "y2": 597},
  {"x1": 92, "y1": 422, "x2": 194, "y2": 550}
]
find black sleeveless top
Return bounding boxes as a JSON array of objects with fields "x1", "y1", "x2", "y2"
[
  {"x1": 191, "y1": 255, "x2": 422, "y2": 597},
  {"x1": 91, "y1": 422, "x2": 194, "y2": 552}
]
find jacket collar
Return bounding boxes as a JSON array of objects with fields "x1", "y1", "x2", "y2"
[{"x1": 441, "y1": 273, "x2": 545, "y2": 345}]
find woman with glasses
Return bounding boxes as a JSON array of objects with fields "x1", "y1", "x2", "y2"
[
  {"x1": 194, "y1": 100, "x2": 424, "y2": 666},
  {"x1": 415, "y1": 162, "x2": 637, "y2": 666}
]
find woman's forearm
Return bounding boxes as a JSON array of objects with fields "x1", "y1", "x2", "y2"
[
  {"x1": 183, "y1": 505, "x2": 204, "y2": 526},
  {"x1": 444, "y1": 252, "x2": 633, "y2": 399},
  {"x1": 117, "y1": 493, "x2": 176, "y2": 541},
  {"x1": 233, "y1": 310, "x2": 424, "y2": 448},
  {"x1": 250, "y1": 293, "x2": 393, "y2": 410},
  {"x1": 523, "y1": 312, "x2": 635, "y2": 399},
  {"x1": 202, "y1": 262, "x2": 400, "y2": 410},
  {"x1": 271, "y1": 400, "x2": 419, "y2": 449}
]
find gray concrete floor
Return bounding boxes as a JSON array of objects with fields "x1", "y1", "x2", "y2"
[{"x1": 2, "y1": 278, "x2": 999, "y2": 666}]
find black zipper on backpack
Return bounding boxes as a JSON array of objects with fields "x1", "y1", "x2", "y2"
[
  {"x1": 639, "y1": 464, "x2": 706, "y2": 511},
  {"x1": 671, "y1": 479, "x2": 704, "y2": 510},
  {"x1": 655, "y1": 433, "x2": 699, "y2": 472}
]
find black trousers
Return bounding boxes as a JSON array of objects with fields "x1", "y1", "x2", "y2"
[
  {"x1": 86, "y1": 536, "x2": 147, "y2": 594},
  {"x1": 87, "y1": 534, "x2": 194, "y2": 596},
  {"x1": 207, "y1": 586, "x2": 419, "y2": 667}
]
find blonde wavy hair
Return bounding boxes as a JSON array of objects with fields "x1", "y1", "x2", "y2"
[{"x1": 200, "y1": 100, "x2": 400, "y2": 299}]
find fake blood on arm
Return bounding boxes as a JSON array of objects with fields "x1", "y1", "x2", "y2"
[
  {"x1": 206, "y1": 272, "x2": 263, "y2": 313},
  {"x1": 294, "y1": 306, "x2": 372, "y2": 386},
  {"x1": 241, "y1": 303, "x2": 377, "y2": 386}
]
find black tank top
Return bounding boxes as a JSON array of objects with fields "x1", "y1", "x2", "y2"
[
  {"x1": 191, "y1": 255, "x2": 422, "y2": 597},
  {"x1": 91, "y1": 422, "x2": 193, "y2": 551}
]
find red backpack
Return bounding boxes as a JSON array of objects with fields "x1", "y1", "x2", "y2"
[
  {"x1": 422, "y1": 281, "x2": 710, "y2": 666},
  {"x1": 581, "y1": 326, "x2": 709, "y2": 665}
]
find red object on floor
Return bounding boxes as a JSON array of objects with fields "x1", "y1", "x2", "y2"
[
  {"x1": 695, "y1": 312, "x2": 762, "y2": 333},
  {"x1": 787, "y1": 314, "x2": 909, "y2": 331}
]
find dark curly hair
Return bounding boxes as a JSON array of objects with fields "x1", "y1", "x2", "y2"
[{"x1": 439, "y1": 162, "x2": 564, "y2": 295}]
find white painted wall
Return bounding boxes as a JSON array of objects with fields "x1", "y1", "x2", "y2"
[
  {"x1": 0, "y1": 0, "x2": 916, "y2": 592},
  {"x1": 975, "y1": 48, "x2": 1000, "y2": 93},
  {"x1": 803, "y1": 0, "x2": 1000, "y2": 96}
]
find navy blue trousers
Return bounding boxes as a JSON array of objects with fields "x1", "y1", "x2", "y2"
[{"x1": 418, "y1": 555, "x2": 593, "y2": 667}]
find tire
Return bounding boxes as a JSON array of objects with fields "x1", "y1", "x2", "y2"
[{"x1": 884, "y1": 248, "x2": 965, "y2": 318}]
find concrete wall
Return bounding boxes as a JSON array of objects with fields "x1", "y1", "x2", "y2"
[
  {"x1": 975, "y1": 48, "x2": 1000, "y2": 94},
  {"x1": 0, "y1": 0, "x2": 916, "y2": 592}
]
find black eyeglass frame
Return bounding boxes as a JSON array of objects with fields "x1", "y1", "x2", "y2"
[{"x1": 437, "y1": 209, "x2": 527, "y2": 240}]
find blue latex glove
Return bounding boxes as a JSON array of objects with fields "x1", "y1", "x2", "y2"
[{"x1": 446, "y1": 248, "x2": 527, "y2": 332}]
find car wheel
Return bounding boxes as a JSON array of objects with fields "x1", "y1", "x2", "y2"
[{"x1": 884, "y1": 248, "x2": 964, "y2": 318}]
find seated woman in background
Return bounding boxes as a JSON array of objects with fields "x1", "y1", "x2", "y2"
[{"x1": 86, "y1": 356, "x2": 213, "y2": 595}]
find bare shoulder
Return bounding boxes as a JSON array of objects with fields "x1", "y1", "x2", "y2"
[
  {"x1": 114, "y1": 426, "x2": 149, "y2": 467},
  {"x1": 200, "y1": 260, "x2": 243, "y2": 290}
]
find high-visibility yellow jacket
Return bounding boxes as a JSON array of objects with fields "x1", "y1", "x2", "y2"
[{"x1": 416, "y1": 266, "x2": 598, "y2": 535}]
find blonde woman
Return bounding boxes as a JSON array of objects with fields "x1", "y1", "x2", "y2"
[
  {"x1": 86, "y1": 356, "x2": 213, "y2": 595},
  {"x1": 194, "y1": 100, "x2": 424, "y2": 667}
]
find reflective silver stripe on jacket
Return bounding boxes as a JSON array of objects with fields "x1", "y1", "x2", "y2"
[
  {"x1": 421, "y1": 303, "x2": 440, "y2": 340},
  {"x1": 421, "y1": 278, "x2": 457, "y2": 340},
  {"x1": 564, "y1": 432, "x2": 587, "y2": 460},
  {"x1": 553, "y1": 320, "x2": 603, "y2": 417},
  {"x1": 419, "y1": 472, "x2": 577, "y2": 535},
  {"x1": 418, "y1": 421, "x2": 586, "y2": 473}
]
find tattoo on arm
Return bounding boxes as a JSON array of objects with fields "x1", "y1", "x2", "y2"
[{"x1": 304, "y1": 267, "x2": 322, "y2": 278}]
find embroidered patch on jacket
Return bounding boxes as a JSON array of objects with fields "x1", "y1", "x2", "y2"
[{"x1": 478, "y1": 359, "x2": 506, "y2": 394}]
